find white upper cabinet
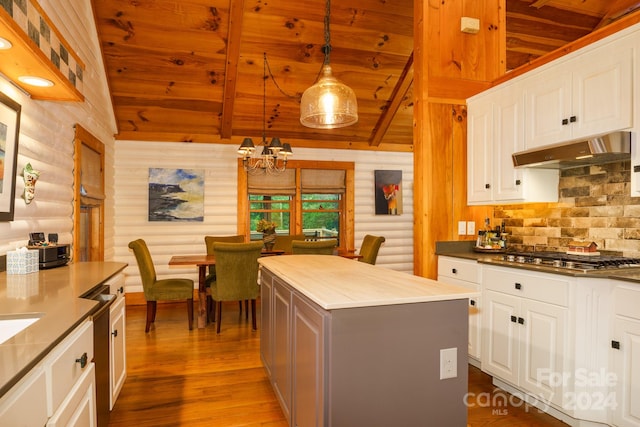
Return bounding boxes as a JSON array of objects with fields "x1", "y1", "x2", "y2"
[
  {"x1": 467, "y1": 83, "x2": 559, "y2": 205},
  {"x1": 524, "y1": 34, "x2": 634, "y2": 149}
]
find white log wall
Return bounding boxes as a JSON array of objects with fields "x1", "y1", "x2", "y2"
[
  {"x1": 114, "y1": 142, "x2": 414, "y2": 293},
  {"x1": 0, "y1": 0, "x2": 117, "y2": 257}
]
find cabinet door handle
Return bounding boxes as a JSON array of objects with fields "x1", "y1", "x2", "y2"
[
  {"x1": 515, "y1": 282, "x2": 522, "y2": 290},
  {"x1": 118, "y1": 286, "x2": 124, "y2": 294},
  {"x1": 452, "y1": 268, "x2": 457, "y2": 274},
  {"x1": 75, "y1": 352, "x2": 88, "y2": 368},
  {"x1": 112, "y1": 330, "x2": 118, "y2": 337},
  {"x1": 485, "y1": 183, "x2": 491, "y2": 189},
  {"x1": 515, "y1": 179, "x2": 521, "y2": 186},
  {"x1": 562, "y1": 118, "x2": 569, "y2": 125},
  {"x1": 470, "y1": 300, "x2": 476, "y2": 306},
  {"x1": 569, "y1": 116, "x2": 577, "y2": 123},
  {"x1": 510, "y1": 315, "x2": 517, "y2": 323},
  {"x1": 611, "y1": 340, "x2": 620, "y2": 350},
  {"x1": 518, "y1": 317, "x2": 525, "y2": 325}
]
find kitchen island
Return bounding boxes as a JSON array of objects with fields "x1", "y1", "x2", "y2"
[{"x1": 258, "y1": 255, "x2": 477, "y2": 427}]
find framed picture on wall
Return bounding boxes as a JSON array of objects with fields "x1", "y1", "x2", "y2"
[
  {"x1": 374, "y1": 170, "x2": 403, "y2": 215},
  {"x1": 148, "y1": 168, "x2": 204, "y2": 222},
  {"x1": 0, "y1": 92, "x2": 21, "y2": 221}
]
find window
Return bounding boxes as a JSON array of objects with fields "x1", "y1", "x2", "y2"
[{"x1": 238, "y1": 160, "x2": 355, "y2": 251}]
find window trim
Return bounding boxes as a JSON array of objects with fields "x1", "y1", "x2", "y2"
[{"x1": 237, "y1": 159, "x2": 355, "y2": 251}]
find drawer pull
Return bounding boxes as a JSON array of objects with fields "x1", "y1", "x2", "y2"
[
  {"x1": 518, "y1": 317, "x2": 525, "y2": 325},
  {"x1": 112, "y1": 330, "x2": 118, "y2": 337},
  {"x1": 510, "y1": 315, "x2": 517, "y2": 323},
  {"x1": 452, "y1": 268, "x2": 457, "y2": 274},
  {"x1": 118, "y1": 286, "x2": 124, "y2": 294},
  {"x1": 515, "y1": 282, "x2": 522, "y2": 290},
  {"x1": 470, "y1": 300, "x2": 476, "y2": 306},
  {"x1": 485, "y1": 183, "x2": 491, "y2": 189},
  {"x1": 75, "y1": 352, "x2": 88, "y2": 368},
  {"x1": 612, "y1": 340, "x2": 620, "y2": 350}
]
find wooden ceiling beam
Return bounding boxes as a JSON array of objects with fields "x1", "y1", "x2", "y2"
[
  {"x1": 369, "y1": 53, "x2": 414, "y2": 147},
  {"x1": 220, "y1": 0, "x2": 245, "y2": 140},
  {"x1": 595, "y1": 0, "x2": 640, "y2": 29}
]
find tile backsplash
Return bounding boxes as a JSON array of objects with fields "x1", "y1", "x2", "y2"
[{"x1": 494, "y1": 161, "x2": 640, "y2": 256}]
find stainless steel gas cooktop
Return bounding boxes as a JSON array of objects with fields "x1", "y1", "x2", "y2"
[{"x1": 486, "y1": 251, "x2": 640, "y2": 274}]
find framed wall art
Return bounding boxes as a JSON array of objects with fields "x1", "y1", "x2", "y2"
[
  {"x1": 0, "y1": 92, "x2": 21, "y2": 221},
  {"x1": 148, "y1": 168, "x2": 204, "y2": 222},
  {"x1": 374, "y1": 170, "x2": 403, "y2": 215}
]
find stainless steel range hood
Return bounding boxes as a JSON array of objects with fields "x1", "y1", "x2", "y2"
[{"x1": 512, "y1": 131, "x2": 632, "y2": 169}]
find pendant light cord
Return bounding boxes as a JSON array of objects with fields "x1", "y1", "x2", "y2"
[
  {"x1": 262, "y1": 52, "x2": 267, "y2": 145},
  {"x1": 323, "y1": 0, "x2": 331, "y2": 66}
]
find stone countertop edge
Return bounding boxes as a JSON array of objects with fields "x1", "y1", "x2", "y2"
[
  {"x1": 0, "y1": 261, "x2": 127, "y2": 398},
  {"x1": 258, "y1": 255, "x2": 479, "y2": 310}
]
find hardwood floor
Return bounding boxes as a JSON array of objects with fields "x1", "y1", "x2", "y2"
[{"x1": 109, "y1": 302, "x2": 568, "y2": 427}]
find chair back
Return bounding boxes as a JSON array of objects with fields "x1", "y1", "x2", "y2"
[
  {"x1": 358, "y1": 235, "x2": 386, "y2": 264},
  {"x1": 128, "y1": 239, "x2": 157, "y2": 298},
  {"x1": 204, "y1": 235, "x2": 245, "y2": 255},
  {"x1": 204, "y1": 235, "x2": 245, "y2": 276},
  {"x1": 291, "y1": 239, "x2": 337, "y2": 255},
  {"x1": 211, "y1": 241, "x2": 264, "y2": 301},
  {"x1": 272, "y1": 233, "x2": 307, "y2": 253}
]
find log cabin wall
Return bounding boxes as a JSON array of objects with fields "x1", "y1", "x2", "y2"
[
  {"x1": 113, "y1": 141, "x2": 414, "y2": 295},
  {"x1": 0, "y1": 0, "x2": 116, "y2": 259}
]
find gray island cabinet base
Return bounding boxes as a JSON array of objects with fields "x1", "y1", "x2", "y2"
[{"x1": 259, "y1": 255, "x2": 474, "y2": 427}]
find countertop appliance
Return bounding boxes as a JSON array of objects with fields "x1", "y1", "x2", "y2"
[
  {"x1": 27, "y1": 232, "x2": 70, "y2": 269},
  {"x1": 486, "y1": 251, "x2": 640, "y2": 274}
]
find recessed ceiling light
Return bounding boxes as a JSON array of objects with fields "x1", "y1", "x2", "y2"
[
  {"x1": 18, "y1": 76, "x2": 54, "y2": 87},
  {"x1": 0, "y1": 37, "x2": 12, "y2": 49}
]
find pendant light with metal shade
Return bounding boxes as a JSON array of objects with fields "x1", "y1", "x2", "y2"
[{"x1": 300, "y1": 0, "x2": 358, "y2": 129}]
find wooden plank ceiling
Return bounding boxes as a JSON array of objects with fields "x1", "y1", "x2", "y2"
[{"x1": 91, "y1": 0, "x2": 640, "y2": 152}]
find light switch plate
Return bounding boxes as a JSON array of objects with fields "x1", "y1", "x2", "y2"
[
  {"x1": 467, "y1": 221, "x2": 475, "y2": 235},
  {"x1": 458, "y1": 221, "x2": 466, "y2": 235}
]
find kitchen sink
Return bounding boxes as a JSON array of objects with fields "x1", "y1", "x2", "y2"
[{"x1": 0, "y1": 313, "x2": 44, "y2": 344}]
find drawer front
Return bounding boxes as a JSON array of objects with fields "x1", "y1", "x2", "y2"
[
  {"x1": 484, "y1": 267, "x2": 570, "y2": 306},
  {"x1": 46, "y1": 320, "x2": 94, "y2": 416},
  {"x1": 0, "y1": 366, "x2": 48, "y2": 427},
  {"x1": 615, "y1": 283, "x2": 640, "y2": 320},
  {"x1": 437, "y1": 256, "x2": 481, "y2": 284}
]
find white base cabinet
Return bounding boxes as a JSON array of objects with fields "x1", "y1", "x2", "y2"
[
  {"x1": 611, "y1": 283, "x2": 640, "y2": 427},
  {"x1": 110, "y1": 295, "x2": 126, "y2": 409},
  {"x1": 437, "y1": 256, "x2": 482, "y2": 362}
]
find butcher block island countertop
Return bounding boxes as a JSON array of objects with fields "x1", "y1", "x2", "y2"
[
  {"x1": 258, "y1": 254, "x2": 478, "y2": 310},
  {"x1": 258, "y1": 255, "x2": 477, "y2": 427},
  {"x1": 0, "y1": 262, "x2": 127, "y2": 397}
]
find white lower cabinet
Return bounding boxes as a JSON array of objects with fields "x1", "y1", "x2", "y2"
[
  {"x1": 47, "y1": 363, "x2": 96, "y2": 427},
  {"x1": 482, "y1": 267, "x2": 570, "y2": 408},
  {"x1": 437, "y1": 256, "x2": 482, "y2": 363},
  {"x1": 110, "y1": 295, "x2": 127, "y2": 408},
  {"x1": 611, "y1": 283, "x2": 640, "y2": 427},
  {"x1": 0, "y1": 366, "x2": 48, "y2": 427}
]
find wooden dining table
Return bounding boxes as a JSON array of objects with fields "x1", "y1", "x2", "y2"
[{"x1": 168, "y1": 254, "x2": 216, "y2": 328}]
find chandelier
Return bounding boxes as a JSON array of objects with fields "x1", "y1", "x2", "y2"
[
  {"x1": 238, "y1": 53, "x2": 293, "y2": 175},
  {"x1": 299, "y1": 0, "x2": 358, "y2": 129}
]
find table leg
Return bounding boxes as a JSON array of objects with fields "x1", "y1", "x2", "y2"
[{"x1": 198, "y1": 265, "x2": 207, "y2": 328}]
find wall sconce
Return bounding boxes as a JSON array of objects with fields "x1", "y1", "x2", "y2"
[{"x1": 23, "y1": 163, "x2": 40, "y2": 204}]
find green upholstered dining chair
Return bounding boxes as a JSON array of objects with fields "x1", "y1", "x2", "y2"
[
  {"x1": 204, "y1": 235, "x2": 245, "y2": 320},
  {"x1": 358, "y1": 235, "x2": 386, "y2": 265},
  {"x1": 128, "y1": 239, "x2": 194, "y2": 332},
  {"x1": 272, "y1": 233, "x2": 307, "y2": 253},
  {"x1": 208, "y1": 241, "x2": 264, "y2": 333},
  {"x1": 291, "y1": 239, "x2": 337, "y2": 255}
]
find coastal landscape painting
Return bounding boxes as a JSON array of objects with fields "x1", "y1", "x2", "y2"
[{"x1": 148, "y1": 168, "x2": 204, "y2": 222}]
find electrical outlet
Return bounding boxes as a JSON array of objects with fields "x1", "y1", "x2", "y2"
[
  {"x1": 467, "y1": 221, "x2": 475, "y2": 235},
  {"x1": 457, "y1": 221, "x2": 466, "y2": 235},
  {"x1": 440, "y1": 347, "x2": 458, "y2": 379}
]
